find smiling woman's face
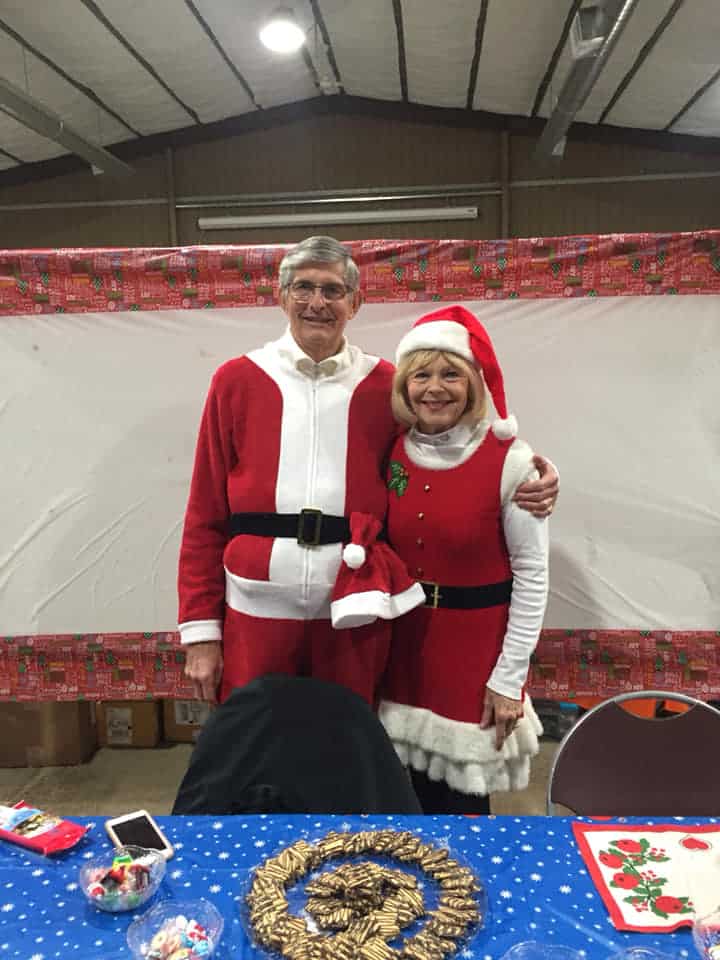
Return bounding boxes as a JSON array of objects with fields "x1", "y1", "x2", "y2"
[
  {"x1": 406, "y1": 353, "x2": 472, "y2": 434},
  {"x1": 280, "y1": 261, "x2": 359, "y2": 363}
]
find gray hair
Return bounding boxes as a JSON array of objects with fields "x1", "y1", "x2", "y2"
[{"x1": 278, "y1": 236, "x2": 360, "y2": 291}]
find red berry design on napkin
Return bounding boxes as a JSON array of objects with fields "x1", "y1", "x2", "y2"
[
  {"x1": 600, "y1": 837, "x2": 693, "y2": 920},
  {"x1": 680, "y1": 836, "x2": 711, "y2": 851}
]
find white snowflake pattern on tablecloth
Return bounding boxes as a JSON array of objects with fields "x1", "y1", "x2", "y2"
[{"x1": 1, "y1": 814, "x2": 715, "y2": 958}]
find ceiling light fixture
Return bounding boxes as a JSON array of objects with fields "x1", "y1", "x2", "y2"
[
  {"x1": 0, "y1": 76, "x2": 133, "y2": 178},
  {"x1": 198, "y1": 207, "x2": 478, "y2": 230},
  {"x1": 259, "y1": 8, "x2": 305, "y2": 53}
]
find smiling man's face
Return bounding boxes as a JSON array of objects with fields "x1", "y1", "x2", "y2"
[{"x1": 280, "y1": 261, "x2": 360, "y2": 362}]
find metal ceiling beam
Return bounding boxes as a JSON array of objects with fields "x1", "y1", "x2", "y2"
[
  {"x1": 0, "y1": 75, "x2": 134, "y2": 177},
  {"x1": 0, "y1": 16, "x2": 140, "y2": 137},
  {"x1": 300, "y1": 45, "x2": 323, "y2": 93},
  {"x1": 0, "y1": 145, "x2": 23, "y2": 165},
  {"x1": 465, "y1": 0, "x2": 491, "y2": 110},
  {"x1": 308, "y1": 0, "x2": 345, "y2": 94},
  {"x1": 391, "y1": 0, "x2": 409, "y2": 102},
  {"x1": 599, "y1": 0, "x2": 686, "y2": 124},
  {"x1": 78, "y1": 0, "x2": 201, "y2": 125},
  {"x1": 183, "y1": 0, "x2": 261, "y2": 110},
  {"x1": 665, "y1": 65, "x2": 720, "y2": 131},
  {"x1": 534, "y1": 0, "x2": 641, "y2": 161}
]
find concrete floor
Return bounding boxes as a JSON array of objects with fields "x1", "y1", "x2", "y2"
[{"x1": 0, "y1": 740, "x2": 557, "y2": 817}]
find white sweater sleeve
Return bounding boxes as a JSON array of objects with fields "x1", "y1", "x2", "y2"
[{"x1": 487, "y1": 440, "x2": 549, "y2": 700}]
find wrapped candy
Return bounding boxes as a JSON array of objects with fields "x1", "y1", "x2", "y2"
[
  {"x1": 0, "y1": 801, "x2": 87, "y2": 855},
  {"x1": 145, "y1": 916, "x2": 211, "y2": 959}
]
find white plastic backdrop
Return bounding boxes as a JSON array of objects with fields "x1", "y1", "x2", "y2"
[{"x1": 1, "y1": 294, "x2": 719, "y2": 636}]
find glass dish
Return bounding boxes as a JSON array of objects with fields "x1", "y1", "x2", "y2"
[
  {"x1": 79, "y1": 844, "x2": 166, "y2": 913},
  {"x1": 126, "y1": 898, "x2": 224, "y2": 959},
  {"x1": 692, "y1": 907, "x2": 720, "y2": 960}
]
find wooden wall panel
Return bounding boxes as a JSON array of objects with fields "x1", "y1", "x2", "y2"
[
  {"x1": 511, "y1": 134, "x2": 720, "y2": 180},
  {"x1": 173, "y1": 114, "x2": 500, "y2": 196},
  {"x1": 0, "y1": 112, "x2": 718, "y2": 249},
  {"x1": 0, "y1": 155, "x2": 167, "y2": 205},
  {"x1": 512, "y1": 178, "x2": 720, "y2": 237},
  {"x1": 0, "y1": 205, "x2": 169, "y2": 249}
]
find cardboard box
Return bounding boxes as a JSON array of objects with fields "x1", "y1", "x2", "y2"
[
  {"x1": 0, "y1": 701, "x2": 97, "y2": 767},
  {"x1": 96, "y1": 700, "x2": 161, "y2": 748},
  {"x1": 162, "y1": 699, "x2": 211, "y2": 743}
]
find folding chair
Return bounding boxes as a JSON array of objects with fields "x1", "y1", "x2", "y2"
[{"x1": 546, "y1": 690, "x2": 720, "y2": 816}]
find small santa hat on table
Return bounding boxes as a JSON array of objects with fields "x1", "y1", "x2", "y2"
[
  {"x1": 395, "y1": 304, "x2": 518, "y2": 440},
  {"x1": 331, "y1": 513, "x2": 425, "y2": 629}
]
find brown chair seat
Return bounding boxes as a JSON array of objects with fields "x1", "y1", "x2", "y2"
[{"x1": 547, "y1": 690, "x2": 720, "y2": 816}]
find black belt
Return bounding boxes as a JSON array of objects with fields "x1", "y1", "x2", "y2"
[
  {"x1": 420, "y1": 578, "x2": 513, "y2": 610},
  {"x1": 229, "y1": 510, "x2": 351, "y2": 547}
]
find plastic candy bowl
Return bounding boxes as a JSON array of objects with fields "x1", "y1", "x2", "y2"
[
  {"x1": 79, "y1": 845, "x2": 166, "y2": 913},
  {"x1": 126, "y1": 898, "x2": 224, "y2": 959}
]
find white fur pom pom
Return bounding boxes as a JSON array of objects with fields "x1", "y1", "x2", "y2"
[
  {"x1": 343, "y1": 543, "x2": 366, "y2": 569},
  {"x1": 491, "y1": 414, "x2": 518, "y2": 440}
]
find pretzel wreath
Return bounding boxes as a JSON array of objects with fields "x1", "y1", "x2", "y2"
[{"x1": 246, "y1": 829, "x2": 484, "y2": 960}]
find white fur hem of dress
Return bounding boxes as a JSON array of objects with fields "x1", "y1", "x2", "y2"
[{"x1": 378, "y1": 696, "x2": 543, "y2": 796}]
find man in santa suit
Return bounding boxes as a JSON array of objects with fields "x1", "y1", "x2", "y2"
[{"x1": 178, "y1": 236, "x2": 559, "y2": 705}]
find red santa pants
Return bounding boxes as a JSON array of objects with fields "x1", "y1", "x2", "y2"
[{"x1": 219, "y1": 606, "x2": 391, "y2": 707}]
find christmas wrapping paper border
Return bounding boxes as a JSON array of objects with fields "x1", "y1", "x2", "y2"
[
  {"x1": 1, "y1": 231, "x2": 720, "y2": 315},
  {"x1": 0, "y1": 630, "x2": 718, "y2": 702},
  {"x1": 2, "y1": 231, "x2": 719, "y2": 703},
  {"x1": 572, "y1": 822, "x2": 720, "y2": 933}
]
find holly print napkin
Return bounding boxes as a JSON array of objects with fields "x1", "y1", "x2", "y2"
[{"x1": 572, "y1": 823, "x2": 720, "y2": 932}]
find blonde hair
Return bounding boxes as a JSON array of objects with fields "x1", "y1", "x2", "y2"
[{"x1": 391, "y1": 349, "x2": 487, "y2": 427}]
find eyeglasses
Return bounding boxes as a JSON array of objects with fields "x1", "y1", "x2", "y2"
[{"x1": 287, "y1": 280, "x2": 352, "y2": 302}]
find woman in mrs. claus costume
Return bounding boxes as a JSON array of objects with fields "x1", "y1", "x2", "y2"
[{"x1": 378, "y1": 305, "x2": 549, "y2": 814}]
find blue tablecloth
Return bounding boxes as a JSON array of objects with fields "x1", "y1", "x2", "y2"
[{"x1": 0, "y1": 814, "x2": 712, "y2": 960}]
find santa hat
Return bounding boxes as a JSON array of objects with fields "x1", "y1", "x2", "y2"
[
  {"x1": 395, "y1": 304, "x2": 518, "y2": 439},
  {"x1": 331, "y1": 513, "x2": 425, "y2": 629}
]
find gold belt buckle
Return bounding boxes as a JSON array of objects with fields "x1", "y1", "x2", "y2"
[{"x1": 421, "y1": 581, "x2": 442, "y2": 608}]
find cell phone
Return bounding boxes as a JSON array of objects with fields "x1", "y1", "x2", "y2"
[{"x1": 105, "y1": 810, "x2": 174, "y2": 860}]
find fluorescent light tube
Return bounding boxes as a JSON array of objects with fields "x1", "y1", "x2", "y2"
[{"x1": 198, "y1": 206, "x2": 478, "y2": 230}]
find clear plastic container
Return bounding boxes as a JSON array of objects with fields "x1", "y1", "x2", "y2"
[
  {"x1": 79, "y1": 844, "x2": 166, "y2": 913},
  {"x1": 608, "y1": 949, "x2": 678, "y2": 960},
  {"x1": 499, "y1": 943, "x2": 585, "y2": 960},
  {"x1": 126, "y1": 898, "x2": 224, "y2": 959},
  {"x1": 692, "y1": 907, "x2": 720, "y2": 959}
]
